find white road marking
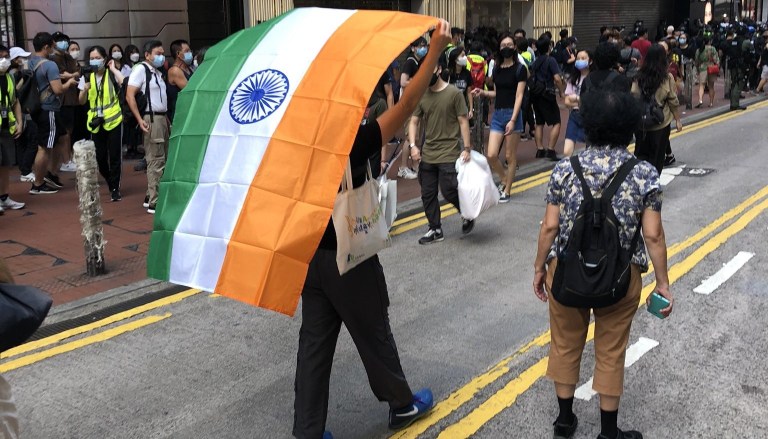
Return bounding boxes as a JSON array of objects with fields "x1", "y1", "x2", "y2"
[
  {"x1": 660, "y1": 165, "x2": 686, "y2": 186},
  {"x1": 693, "y1": 251, "x2": 755, "y2": 295},
  {"x1": 574, "y1": 337, "x2": 660, "y2": 401}
]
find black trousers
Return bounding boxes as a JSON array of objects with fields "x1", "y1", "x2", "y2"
[
  {"x1": 93, "y1": 125, "x2": 123, "y2": 192},
  {"x1": 418, "y1": 161, "x2": 460, "y2": 230},
  {"x1": 634, "y1": 124, "x2": 670, "y2": 174},
  {"x1": 293, "y1": 250, "x2": 412, "y2": 439},
  {"x1": 15, "y1": 118, "x2": 37, "y2": 175}
]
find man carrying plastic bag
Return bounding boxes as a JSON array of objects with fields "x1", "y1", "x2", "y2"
[{"x1": 456, "y1": 150, "x2": 500, "y2": 221}]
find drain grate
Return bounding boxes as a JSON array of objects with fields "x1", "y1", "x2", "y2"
[{"x1": 29, "y1": 285, "x2": 190, "y2": 341}]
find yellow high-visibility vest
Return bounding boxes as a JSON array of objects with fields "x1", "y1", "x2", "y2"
[
  {"x1": 1, "y1": 73, "x2": 17, "y2": 136},
  {"x1": 87, "y1": 70, "x2": 122, "y2": 133}
]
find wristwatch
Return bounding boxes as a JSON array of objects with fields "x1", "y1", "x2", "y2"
[{"x1": 409, "y1": 143, "x2": 416, "y2": 149}]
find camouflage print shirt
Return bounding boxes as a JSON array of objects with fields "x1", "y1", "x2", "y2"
[{"x1": 545, "y1": 146, "x2": 663, "y2": 272}]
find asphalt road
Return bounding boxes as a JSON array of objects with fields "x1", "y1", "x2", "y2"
[{"x1": 3, "y1": 102, "x2": 768, "y2": 439}]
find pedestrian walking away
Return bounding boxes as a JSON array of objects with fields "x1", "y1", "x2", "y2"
[
  {"x1": 529, "y1": 38, "x2": 565, "y2": 161},
  {"x1": 409, "y1": 56, "x2": 473, "y2": 245},
  {"x1": 533, "y1": 87, "x2": 672, "y2": 439},
  {"x1": 472, "y1": 32, "x2": 527, "y2": 203},
  {"x1": 292, "y1": 19, "x2": 454, "y2": 439}
]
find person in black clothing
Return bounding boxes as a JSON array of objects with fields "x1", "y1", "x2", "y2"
[
  {"x1": 756, "y1": 38, "x2": 768, "y2": 93},
  {"x1": 447, "y1": 46, "x2": 474, "y2": 121},
  {"x1": 586, "y1": 42, "x2": 633, "y2": 93},
  {"x1": 721, "y1": 30, "x2": 748, "y2": 110},
  {"x1": 530, "y1": 38, "x2": 565, "y2": 161},
  {"x1": 397, "y1": 37, "x2": 428, "y2": 180},
  {"x1": 293, "y1": 20, "x2": 453, "y2": 439}
]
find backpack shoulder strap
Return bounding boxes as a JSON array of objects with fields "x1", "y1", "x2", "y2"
[
  {"x1": 603, "y1": 71, "x2": 619, "y2": 87},
  {"x1": 570, "y1": 156, "x2": 594, "y2": 203},
  {"x1": 601, "y1": 157, "x2": 639, "y2": 203}
]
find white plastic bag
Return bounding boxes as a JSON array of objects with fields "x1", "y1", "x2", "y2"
[
  {"x1": 456, "y1": 150, "x2": 500, "y2": 220},
  {"x1": 332, "y1": 161, "x2": 390, "y2": 275},
  {"x1": 377, "y1": 174, "x2": 398, "y2": 229}
]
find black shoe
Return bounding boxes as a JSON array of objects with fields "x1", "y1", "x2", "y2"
[
  {"x1": 498, "y1": 193, "x2": 511, "y2": 203},
  {"x1": 663, "y1": 154, "x2": 676, "y2": 167},
  {"x1": 418, "y1": 228, "x2": 444, "y2": 245},
  {"x1": 553, "y1": 414, "x2": 578, "y2": 438},
  {"x1": 461, "y1": 218, "x2": 475, "y2": 235},
  {"x1": 535, "y1": 148, "x2": 546, "y2": 158},
  {"x1": 730, "y1": 105, "x2": 747, "y2": 111},
  {"x1": 695, "y1": 101, "x2": 703, "y2": 108},
  {"x1": 29, "y1": 182, "x2": 59, "y2": 195},
  {"x1": 111, "y1": 189, "x2": 122, "y2": 202},
  {"x1": 147, "y1": 204, "x2": 156, "y2": 214},
  {"x1": 388, "y1": 388, "x2": 434, "y2": 430},
  {"x1": 44, "y1": 172, "x2": 63, "y2": 188},
  {"x1": 545, "y1": 149, "x2": 560, "y2": 161},
  {"x1": 596, "y1": 428, "x2": 643, "y2": 439}
]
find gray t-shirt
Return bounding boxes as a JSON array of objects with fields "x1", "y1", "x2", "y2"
[{"x1": 28, "y1": 55, "x2": 61, "y2": 112}]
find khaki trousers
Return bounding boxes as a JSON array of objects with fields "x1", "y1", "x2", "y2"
[
  {"x1": 143, "y1": 114, "x2": 169, "y2": 206},
  {"x1": 0, "y1": 374, "x2": 18, "y2": 439},
  {"x1": 545, "y1": 259, "x2": 642, "y2": 396}
]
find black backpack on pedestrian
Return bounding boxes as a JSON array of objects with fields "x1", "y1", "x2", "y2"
[
  {"x1": 551, "y1": 157, "x2": 642, "y2": 309},
  {"x1": 638, "y1": 86, "x2": 665, "y2": 130},
  {"x1": 527, "y1": 55, "x2": 550, "y2": 96},
  {"x1": 17, "y1": 59, "x2": 52, "y2": 115},
  {"x1": 118, "y1": 63, "x2": 151, "y2": 121}
]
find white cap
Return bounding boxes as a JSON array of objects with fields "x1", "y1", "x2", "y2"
[{"x1": 9, "y1": 47, "x2": 31, "y2": 61}]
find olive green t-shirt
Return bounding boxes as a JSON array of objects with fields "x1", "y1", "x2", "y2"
[{"x1": 414, "y1": 84, "x2": 468, "y2": 164}]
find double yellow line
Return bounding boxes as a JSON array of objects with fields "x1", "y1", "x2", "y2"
[
  {"x1": 390, "y1": 100, "x2": 768, "y2": 238},
  {"x1": 392, "y1": 183, "x2": 768, "y2": 439}
]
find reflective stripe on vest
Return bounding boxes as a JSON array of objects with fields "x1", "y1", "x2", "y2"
[
  {"x1": 87, "y1": 70, "x2": 123, "y2": 133},
  {"x1": 1, "y1": 74, "x2": 17, "y2": 136}
]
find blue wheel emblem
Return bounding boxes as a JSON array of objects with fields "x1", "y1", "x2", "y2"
[{"x1": 229, "y1": 69, "x2": 289, "y2": 124}]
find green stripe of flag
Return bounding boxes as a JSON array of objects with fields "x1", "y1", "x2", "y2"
[{"x1": 147, "y1": 10, "x2": 295, "y2": 280}]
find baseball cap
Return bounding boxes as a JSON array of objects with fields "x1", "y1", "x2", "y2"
[
  {"x1": 51, "y1": 31, "x2": 69, "y2": 42},
  {"x1": 9, "y1": 47, "x2": 31, "y2": 61}
]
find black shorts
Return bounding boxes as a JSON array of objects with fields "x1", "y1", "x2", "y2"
[
  {"x1": 59, "y1": 106, "x2": 75, "y2": 131},
  {"x1": 35, "y1": 110, "x2": 66, "y2": 149},
  {"x1": 531, "y1": 94, "x2": 561, "y2": 126}
]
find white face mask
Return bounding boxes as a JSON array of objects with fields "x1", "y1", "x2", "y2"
[
  {"x1": 112, "y1": 51, "x2": 122, "y2": 60},
  {"x1": 69, "y1": 50, "x2": 80, "y2": 59},
  {"x1": 457, "y1": 56, "x2": 468, "y2": 67},
  {"x1": 0, "y1": 58, "x2": 10, "y2": 73},
  {"x1": 129, "y1": 53, "x2": 140, "y2": 63}
]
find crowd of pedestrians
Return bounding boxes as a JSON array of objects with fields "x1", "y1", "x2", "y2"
[{"x1": 0, "y1": 30, "x2": 205, "y2": 215}]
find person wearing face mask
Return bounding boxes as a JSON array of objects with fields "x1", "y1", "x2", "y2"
[
  {"x1": 167, "y1": 39, "x2": 194, "y2": 126},
  {"x1": 51, "y1": 32, "x2": 81, "y2": 174},
  {"x1": 108, "y1": 44, "x2": 132, "y2": 78},
  {"x1": 563, "y1": 50, "x2": 593, "y2": 157},
  {"x1": 471, "y1": 32, "x2": 528, "y2": 203},
  {"x1": 126, "y1": 40, "x2": 168, "y2": 214},
  {"x1": 27, "y1": 32, "x2": 78, "y2": 195},
  {"x1": 8, "y1": 47, "x2": 36, "y2": 184},
  {"x1": 68, "y1": 41, "x2": 82, "y2": 66},
  {"x1": 78, "y1": 45, "x2": 125, "y2": 202},
  {"x1": 408, "y1": 56, "x2": 473, "y2": 244},
  {"x1": 398, "y1": 37, "x2": 428, "y2": 180},
  {"x1": 0, "y1": 45, "x2": 26, "y2": 214},
  {"x1": 562, "y1": 37, "x2": 578, "y2": 80},
  {"x1": 678, "y1": 33, "x2": 697, "y2": 60},
  {"x1": 448, "y1": 47, "x2": 474, "y2": 124}
]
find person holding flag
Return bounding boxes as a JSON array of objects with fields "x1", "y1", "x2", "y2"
[{"x1": 293, "y1": 20, "x2": 453, "y2": 439}]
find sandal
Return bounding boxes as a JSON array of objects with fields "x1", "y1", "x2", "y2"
[{"x1": 695, "y1": 102, "x2": 703, "y2": 108}]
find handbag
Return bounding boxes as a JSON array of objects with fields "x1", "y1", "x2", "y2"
[
  {"x1": 377, "y1": 174, "x2": 398, "y2": 229},
  {"x1": 332, "y1": 160, "x2": 390, "y2": 275},
  {"x1": 0, "y1": 284, "x2": 53, "y2": 352},
  {"x1": 707, "y1": 49, "x2": 720, "y2": 75}
]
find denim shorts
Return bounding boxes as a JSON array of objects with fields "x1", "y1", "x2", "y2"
[
  {"x1": 490, "y1": 107, "x2": 524, "y2": 134},
  {"x1": 565, "y1": 110, "x2": 585, "y2": 143}
]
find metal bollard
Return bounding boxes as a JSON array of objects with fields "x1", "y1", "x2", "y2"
[
  {"x1": 73, "y1": 139, "x2": 106, "y2": 276},
  {"x1": 472, "y1": 95, "x2": 485, "y2": 154},
  {"x1": 724, "y1": 58, "x2": 730, "y2": 99}
]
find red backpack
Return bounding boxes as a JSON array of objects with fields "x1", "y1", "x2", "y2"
[{"x1": 468, "y1": 56, "x2": 486, "y2": 90}]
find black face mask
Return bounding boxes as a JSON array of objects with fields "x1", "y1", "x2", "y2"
[
  {"x1": 430, "y1": 72, "x2": 439, "y2": 86},
  {"x1": 440, "y1": 68, "x2": 450, "y2": 82},
  {"x1": 500, "y1": 47, "x2": 515, "y2": 59}
]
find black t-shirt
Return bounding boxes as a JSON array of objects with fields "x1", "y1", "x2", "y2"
[
  {"x1": 532, "y1": 55, "x2": 562, "y2": 88},
  {"x1": 584, "y1": 69, "x2": 633, "y2": 93},
  {"x1": 318, "y1": 121, "x2": 383, "y2": 250},
  {"x1": 493, "y1": 63, "x2": 527, "y2": 109},
  {"x1": 680, "y1": 44, "x2": 697, "y2": 60},
  {"x1": 374, "y1": 72, "x2": 389, "y2": 101},
  {"x1": 401, "y1": 56, "x2": 419, "y2": 80},
  {"x1": 449, "y1": 68, "x2": 473, "y2": 103}
]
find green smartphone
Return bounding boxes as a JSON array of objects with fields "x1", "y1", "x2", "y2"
[{"x1": 648, "y1": 292, "x2": 670, "y2": 319}]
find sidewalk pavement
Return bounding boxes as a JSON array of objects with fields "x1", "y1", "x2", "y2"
[{"x1": 1, "y1": 77, "x2": 763, "y2": 307}]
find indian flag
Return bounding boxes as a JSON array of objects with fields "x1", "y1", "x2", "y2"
[{"x1": 147, "y1": 8, "x2": 437, "y2": 315}]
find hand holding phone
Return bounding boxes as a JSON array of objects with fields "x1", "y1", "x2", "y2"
[{"x1": 647, "y1": 291, "x2": 671, "y2": 319}]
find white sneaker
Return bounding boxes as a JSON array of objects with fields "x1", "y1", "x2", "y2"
[
  {"x1": 60, "y1": 161, "x2": 77, "y2": 172},
  {"x1": 20, "y1": 172, "x2": 35, "y2": 182},
  {"x1": 0, "y1": 197, "x2": 25, "y2": 210},
  {"x1": 397, "y1": 167, "x2": 418, "y2": 180}
]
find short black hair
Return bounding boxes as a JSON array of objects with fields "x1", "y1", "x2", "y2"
[
  {"x1": 88, "y1": 45, "x2": 108, "y2": 60},
  {"x1": 33, "y1": 32, "x2": 54, "y2": 51},
  {"x1": 513, "y1": 28, "x2": 526, "y2": 37},
  {"x1": 451, "y1": 27, "x2": 464, "y2": 37},
  {"x1": 170, "y1": 39, "x2": 189, "y2": 59},
  {"x1": 516, "y1": 37, "x2": 529, "y2": 52},
  {"x1": 537, "y1": 37, "x2": 551, "y2": 53},
  {"x1": 638, "y1": 27, "x2": 648, "y2": 37},
  {"x1": 544, "y1": 31, "x2": 553, "y2": 40},
  {"x1": 51, "y1": 31, "x2": 69, "y2": 43},
  {"x1": 594, "y1": 41, "x2": 620, "y2": 70},
  {"x1": 600, "y1": 26, "x2": 608, "y2": 34},
  {"x1": 143, "y1": 40, "x2": 163, "y2": 56},
  {"x1": 411, "y1": 37, "x2": 427, "y2": 47},
  {"x1": 560, "y1": 29, "x2": 569, "y2": 39},
  {"x1": 580, "y1": 89, "x2": 641, "y2": 147},
  {"x1": 0, "y1": 45, "x2": 8, "y2": 54}
]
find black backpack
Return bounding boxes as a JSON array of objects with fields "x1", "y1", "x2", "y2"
[
  {"x1": 17, "y1": 59, "x2": 52, "y2": 115},
  {"x1": 118, "y1": 63, "x2": 151, "y2": 121},
  {"x1": 527, "y1": 55, "x2": 550, "y2": 96},
  {"x1": 638, "y1": 86, "x2": 665, "y2": 130},
  {"x1": 551, "y1": 157, "x2": 642, "y2": 309}
]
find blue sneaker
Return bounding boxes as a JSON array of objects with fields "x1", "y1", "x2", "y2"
[
  {"x1": 388, "y1": 388, "x2": 434, "y2": 430},
  {"x1": 322, "y1": 431, "x2": 333, "y2": 439}
]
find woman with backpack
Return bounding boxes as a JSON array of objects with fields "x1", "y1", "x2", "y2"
[
  {"x1": 447, "y1": 47, "x2": 474, "y2": 123},
  {"x1": 471, "y1": 32, "x2": 527, "y2": 203},
  {"x1": 694, "y1": 37, "x2": 720, "y2": 108},
  {"x1": 77, "y1": 46, "x2": 125, "y2": 202},
  {"x1": 563, "y1": 49, "x2": 593, "y2": 157},
  {"x1": 533, "y1": 87, "x2": 672, "y2": 439},
  {"x1": 631, "y1": 44, "x2": 682, "y2": 174}
]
